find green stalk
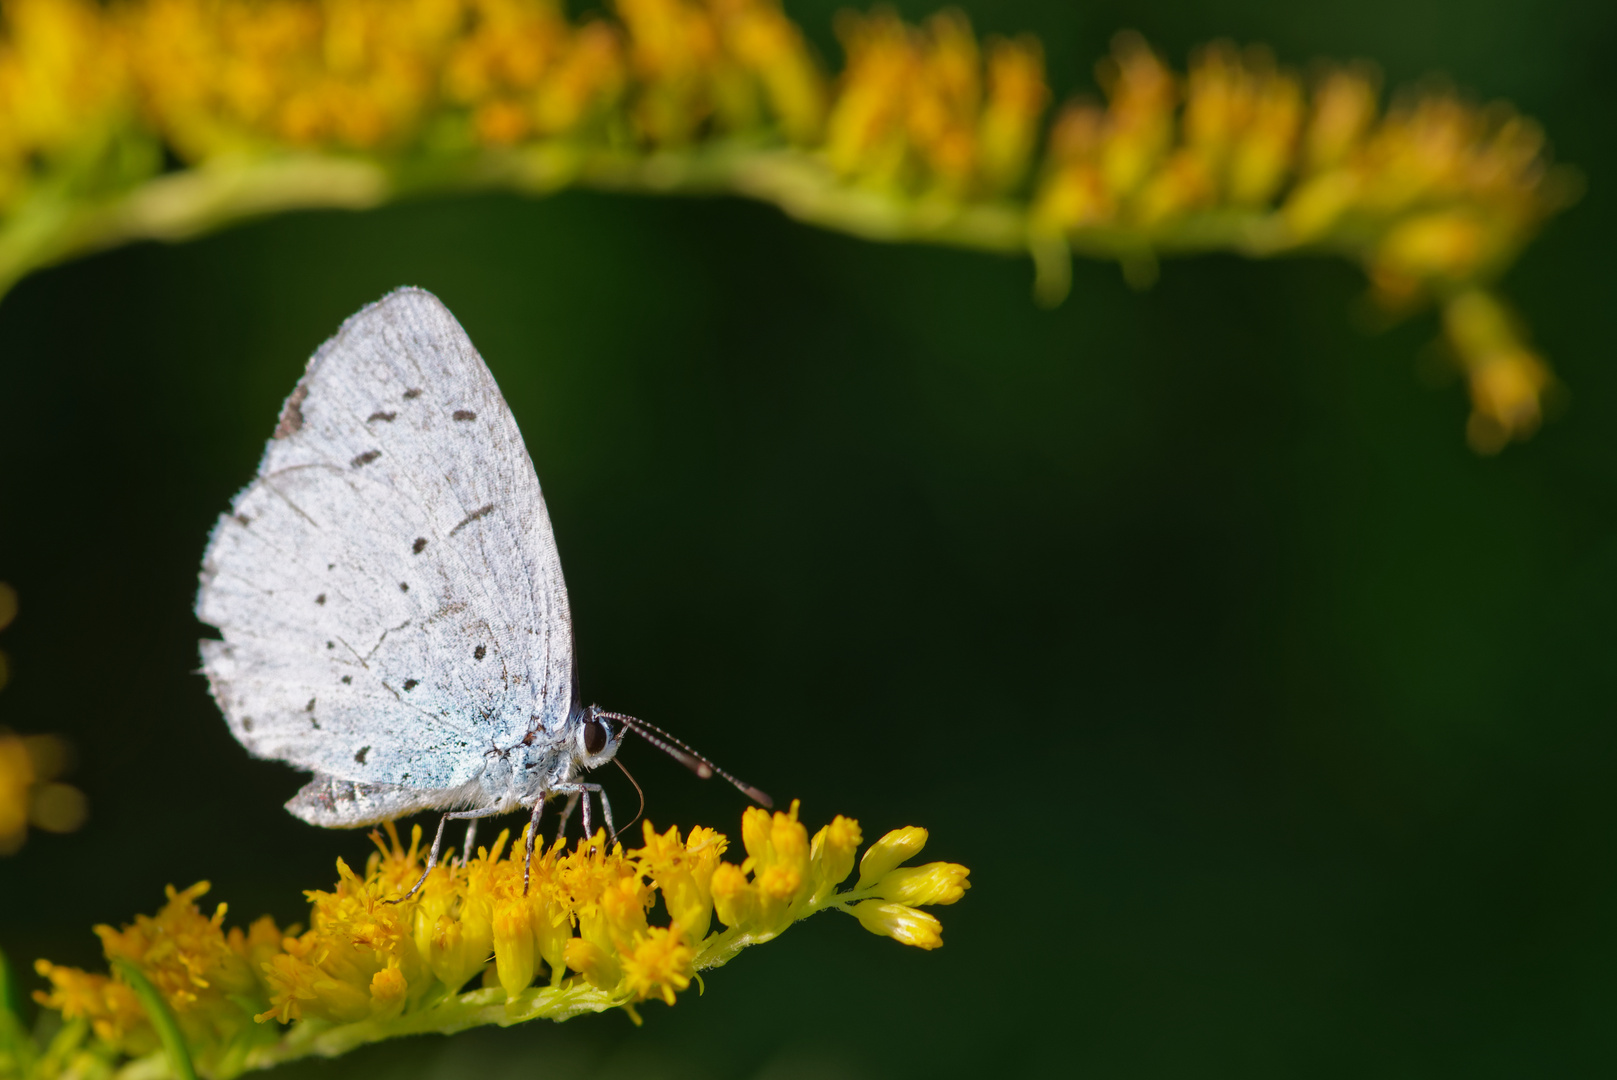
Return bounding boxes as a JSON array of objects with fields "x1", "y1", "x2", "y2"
[
  {"x1": 110, "y1": 960, "x2": 196, "y2": 1080},
  {"x1": 0, "y1": 141, "x2": 1406, "y2": 308},
  {"x1": 0, "y1": 943, "x2": 38, "y2": 1075}
]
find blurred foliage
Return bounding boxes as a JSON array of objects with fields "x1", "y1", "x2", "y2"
[{"x1": 0, "y1": 0, "x2": 1578, "y2": 449}]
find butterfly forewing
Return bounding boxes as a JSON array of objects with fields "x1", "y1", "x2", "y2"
[{"x1": 196, "y1": 289, "x2": 574, "y2": 792}]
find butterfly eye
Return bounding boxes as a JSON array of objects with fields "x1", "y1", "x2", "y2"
[{"x1": 583, "y1": 718, "x2": 609, "y2": 756}]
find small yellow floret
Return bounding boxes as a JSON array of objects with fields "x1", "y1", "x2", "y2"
[
  {"x1": 709, "y1": 860, "x2": 757, "y2": 930},
  {"x1": 33, "y1": 960, "x2": 152, "y2": 1052},
  {"x1": 563, "y1": 937, "x2": 620, "y2": 991},
  {"x1": 369, "y1": 965, "x2": 408, "y2": 1021},
  {"x1": 620, "y1": 926, "x2": 695, "y2": 1005},
  {"x1": 868, "y1": 861, "x2": 971, "y2": 907},
  {"x1": 492, "y1": 898, "x2": 537, "y2": 999},
  {"x1": 810, "y1": 814, "x2": 862, "y2": 900},
  {"x1": 850, "y1": 900, "x2": 944, "y2": 950},
  {"x1": 855, "y1": 826, "x2": 929, "y2": 889}
]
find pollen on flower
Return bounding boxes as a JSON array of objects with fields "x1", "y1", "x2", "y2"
[
  {"x1": 29, "y1": 802, "x2": 968, "y2": 1072},
  {"x1": 620, "y1": 926, "x2": 695, "y2": 1005},
  {"x1": 33, "y1": 961, "x2": 153, "y2": 1053}
]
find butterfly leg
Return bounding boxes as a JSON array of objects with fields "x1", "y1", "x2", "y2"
[
  {"x1": 552, "y1": 782, "x2": 615, "y2": 849},
  {"x1": 459, "y1": 819, "x2": 479, "y2": 868},
  {"x1": 522, "y1": 796, "x2": 544, "y2": 896},
  {"x1": 392, "y1": 807, "x2": 505, "y2": 903},
  {"x1": 555, "y1": 791, "x2": 582, "y2": 841},
  {"x1": 392, "y1": 812, "x2": 450, "y2": 902},
  {"x1": 596, "y1": 787, "x2": 618, "y2": 848}
]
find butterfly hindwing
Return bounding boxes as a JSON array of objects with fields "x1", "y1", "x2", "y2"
[{"x1": 196, "y1": 288, "x2": 575, "y2": 793}]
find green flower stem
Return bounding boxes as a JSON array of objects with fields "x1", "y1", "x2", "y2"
[
  {"x1": 110, "y1": 959, "x2": 197, "y2": 1080},
  {"x1": 239, "y1": 981, "x2": 624, "y2": 1071},
  {"x1": 0, "y1": 945, "x2": 35, "y2": 1077},
  {"x1": 0, "y1": 140, "x2": 1408, "y2": 308}
]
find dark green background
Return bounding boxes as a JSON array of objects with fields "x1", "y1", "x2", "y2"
[{"x1": 3, "y1": 0, "x2": 1615, "y2": 1075}]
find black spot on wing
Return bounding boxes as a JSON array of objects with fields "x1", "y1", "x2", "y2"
[
  {"x1": 412, "y1": 537, "x2": 427, "y2": 554},
  {"x1": 367, "y1": 411, "x2": 397, "y2": 423},
  {"x1": 399, "y1": 582, "x2": 409, "y2": 593},
  {"x1": 315, "y1": 594, "x2": 326, "y2": 605},
  {"x1": 242, "y1": 717, "x2": 254, "y2": 732},
  {"x1": 403, "y1": 388, "x2": 422, "y2": 399},
  {"x1": 403, "y1": 679, "x2": 419, "y2": 691},
  {"x1": 305, "y1": 698, "x2": 316, "y2": 712},
  {"x1": 449, "y1": 503, "x2": 497, "y2": 535},
  {"x1": 326, "y1": 641, "x2": 335, "y2": 650},
  {"x1": 355, "y1": 746, "x2": 370, "y2": 764},
  {"x1": 341, "y1": 675, "x2": 352, "y2": 684},
  {"x1": 452, "y1": 409, "x2": 477, "y2": 421},
  {"x1": 474, "y1": 645, "x2": 486, "y2": 661},
  {"x1": 351, "y1": 450, "x2": 381, "y2": 468},
  {"x1": 235, "y1": 514, "x2": 251, "y2": 526}
]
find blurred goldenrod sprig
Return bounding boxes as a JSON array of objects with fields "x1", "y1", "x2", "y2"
[
  {"x1": 0, "y1": 0, "x2": 1577, "y2": 451},
  {"x1": 0, "y1": 584, "x2": 89, "y2": 857},
  {"x1": 5, "y1": 803, "x2": 967, "y2": 1080}
]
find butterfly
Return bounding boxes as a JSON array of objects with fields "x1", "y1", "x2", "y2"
[{"x1": 196, "y1": 288, "x2": 768, "y2": 894}]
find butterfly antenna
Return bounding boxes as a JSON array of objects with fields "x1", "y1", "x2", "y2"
[
  {"x1": 613, "y1": 756, "x2": 646, "y2": 836},
  {"x1": 598, "y1": 711, "x2": 773, "y2": 808}
]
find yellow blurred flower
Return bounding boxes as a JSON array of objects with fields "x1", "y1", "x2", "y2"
[
  {"x1": 0, "y1": 584, "x2": 91, "y2": 857},
  {"x1": 1442, "y1": 289, "x2": 1552, "y2": 453},
  {"x1": 32, "y1": 961, "x2": 154, "y2": 1054},
  {"x1": 826, "y1": 8, "x2": 1049, "y2": 197},
  {"x1": 0, "y1": 0, "x2": 131, "y2": 206}
]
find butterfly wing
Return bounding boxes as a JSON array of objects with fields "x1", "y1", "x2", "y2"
[{"x1": 196, "y1": 288, "x2": 574, "y2": 798}]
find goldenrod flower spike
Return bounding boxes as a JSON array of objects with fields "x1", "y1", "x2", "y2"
[
  {"x1": 0, "y1": 2, "x2": 1575, "y2": 450},
  {"x1": 21, "y1": 804, "x2": 968, "y2": 1079}
]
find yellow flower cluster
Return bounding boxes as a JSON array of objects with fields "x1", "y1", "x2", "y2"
[
  {"x1": 1032, "y1": 34, "x2": 1567, "y2": 449},
  {"x1": 0, "y1": 2, "x2": 1576, "y2": 451},
  {"x1": 1036, "y1": 36, "x2": 1555, "y2": 267},
  {"x1": 0, "y1": 584, "x2": 89, "y2": 856},
  {"x1": 28, "y1": 803, "x2": 967, "y2": 1078},
  {"x1": 825, "y1": 9, "x2": 1047, "y2": 197},
  {"x1": 0, "y1": 0, "x2": 131, "y2": 207},
  {"x1": 107, "y1": 0, "x2": 826, "y2": 159}
]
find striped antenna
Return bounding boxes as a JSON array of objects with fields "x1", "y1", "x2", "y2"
[{"x1": 595, "y1": 710, "x2": 773, "y2": 808}]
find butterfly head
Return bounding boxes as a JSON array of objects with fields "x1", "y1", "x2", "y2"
[{"x1": 573, "y1": 704, "x2": 625, "y2": 772}]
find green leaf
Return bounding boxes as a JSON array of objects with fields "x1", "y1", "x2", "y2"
[
  {"x1": 0, "y1": 942, "x2": 38, "y2": 1074},
  {"x1": 110, "y1": 959, "x2": 196, "y2": 1080}
]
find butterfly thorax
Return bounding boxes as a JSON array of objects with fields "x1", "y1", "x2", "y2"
[{"x1": 488, "y1": 726, "x2": 579, "y2": 811}]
